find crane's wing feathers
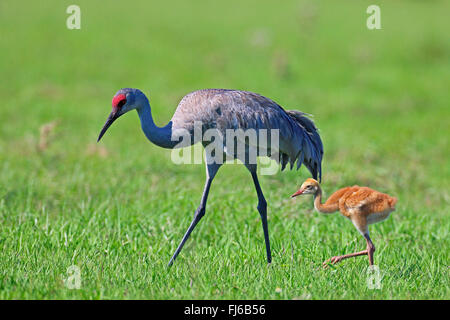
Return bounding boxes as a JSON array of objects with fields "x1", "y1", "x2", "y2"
[{"x1": 171, "y1": 89, "x2": 323, "y2": 180}]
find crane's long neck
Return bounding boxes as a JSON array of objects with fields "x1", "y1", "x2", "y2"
[
  {"x1": 137, "y1": 98, "x2": 177, "y2": 149},
  {"x1": 313, "y1": 187, "x2": 338, "y2": 214}
]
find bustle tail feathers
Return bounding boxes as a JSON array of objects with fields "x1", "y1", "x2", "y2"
[{"x1": 283, "y1": 110, "x2": 324, "y2": 181}]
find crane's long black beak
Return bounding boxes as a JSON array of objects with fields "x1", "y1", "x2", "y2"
[{"x1": 97, "y1": 111, "x2": 120, "y2": 142}]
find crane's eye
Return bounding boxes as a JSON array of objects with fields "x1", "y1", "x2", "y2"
[
  {"x1": 117, "y1": 99, "x2": 127, "y2": 108},
  {"x1": 112, "y1": 93, "x2": 127, "y2": 109}
]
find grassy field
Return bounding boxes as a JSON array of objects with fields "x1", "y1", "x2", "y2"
[{"x1": 0, "y1": 0, "x2": 448, "y2": 299}]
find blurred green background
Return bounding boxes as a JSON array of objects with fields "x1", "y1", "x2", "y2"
[{"x1": 0, "y1": 0, "x2": 448, "y2": 299}]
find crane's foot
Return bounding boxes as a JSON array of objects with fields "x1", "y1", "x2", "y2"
[{"x1": 167, "y1": 257, "x2": 175, "y2": 268}]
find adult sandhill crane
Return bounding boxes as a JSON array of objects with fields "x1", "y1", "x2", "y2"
[
  {"x1": 291, "y1": 178, "x2": 397, "y2": 266},
  {"x1": 98, "y1": 88, "x2": 323, "y2": 266}
]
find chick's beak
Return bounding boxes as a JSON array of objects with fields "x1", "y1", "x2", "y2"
[
  {"x1": 291, "y1": 189, "x2": 304, "y2": 198},
  {"x1": 97, "y1": 110, "x2": 121, "y2": 142}
]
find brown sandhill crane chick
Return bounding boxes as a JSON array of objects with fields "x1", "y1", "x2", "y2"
[{"x1": 291, "y1": 178, "x2": 397, "y2": 266}]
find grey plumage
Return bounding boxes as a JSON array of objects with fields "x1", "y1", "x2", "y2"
[{"x1": 171, "y1": 89, "x2": 323, "y2": 180}]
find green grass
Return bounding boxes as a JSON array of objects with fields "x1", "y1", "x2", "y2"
[{"x1": 0, "y1": 0, "x2": 449, "y2": 299}]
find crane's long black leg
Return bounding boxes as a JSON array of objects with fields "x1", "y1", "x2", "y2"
[
  {"x1": 167, "y1": 163, "x2": 220, "y2": 267},
  {"x1": 250, "y1": 169, "x2": 272, "y2": 264},
  {"x1": 167, "y1": 178, "x2": 212, "y2": 267}
]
